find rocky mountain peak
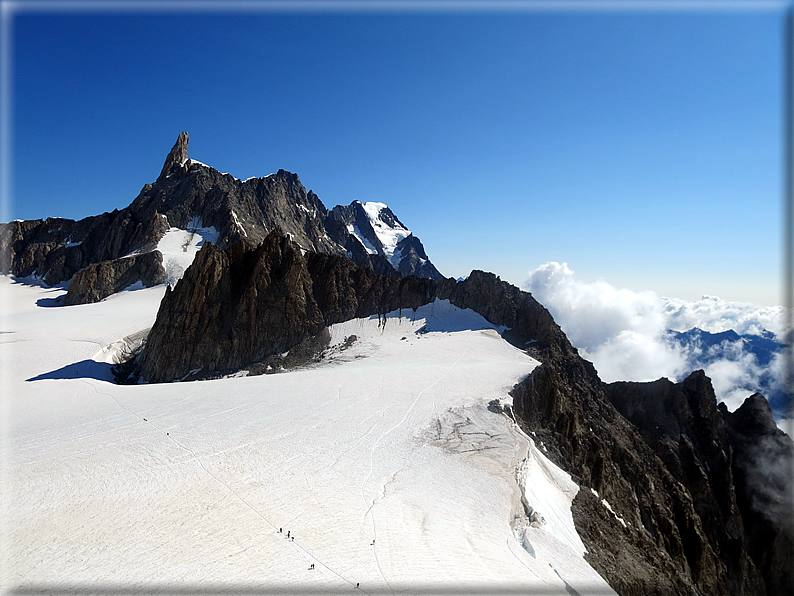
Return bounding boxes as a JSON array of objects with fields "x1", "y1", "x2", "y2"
[
  {"x1": 157, "y1": 131, "x2": 189, "y2": 181},
  {"x1": 1, "y1": 133, "x2": 444, "y2": 303},
  {"x1": 727, "y1": 392, "x2": 780, "y2": 437},
  {"x1": 326, "y1": 200, "x2": 443, "y2": 281}
]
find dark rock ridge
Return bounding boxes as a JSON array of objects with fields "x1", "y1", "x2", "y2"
[
  {"x1": 1, "y1": 132, "x2": 442, "y2": 303},
  {"x1": 136, "y1": 232, "x2": 437, "y2": 384},
  {"x1": 724, "y1": 394, "x2": 794, "y2": 596},
  {"x1": 134, "y1": 231, "x2": 555, "y2": 384},
  {"x1": 604, "y1": 373, "x2": 783, "y2": 595},
  {"x1": 0, "y1": 209, "x2": 169, "y2": 289},
  {"x1": 63, "y1": 250, "x2": 166, "y2": 306},
  {"x1": 132, "y1": 231, "x2": 792, "y2": 594}
]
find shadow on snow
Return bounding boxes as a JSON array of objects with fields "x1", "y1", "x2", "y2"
[{"x1": 26, "y1": 359, "x2": 116, "y2": 383}]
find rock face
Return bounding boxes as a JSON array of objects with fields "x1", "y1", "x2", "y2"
[
  {"x1": 1, "y1": 133, "x2": 443, "y2": 302},
  {"x1": 136, "y1": 233, "x2": 437, "y2": 383},
  {"x1": 63, "y1": 251, "x2": 166, "y2": 306},
  {"x1": 138, "y1": 235, "x2": 325, "y2": 383},
  {"x1": 724, "y1": 394, "x2": 794, "y2": 596},
  {"x1": 0, "y1": 210, "x2": 168, "y2": 288},
  {"x1": 604, "y1": 373, "x2": 772, "y2": 595}
]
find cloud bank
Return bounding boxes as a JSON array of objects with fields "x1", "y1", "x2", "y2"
[
  {"x1": 662, "y1": 295, "x2": 787, "y2": 337},
  {"x1": 523, "y1": 262, "x2": 788, "y2": 414}
]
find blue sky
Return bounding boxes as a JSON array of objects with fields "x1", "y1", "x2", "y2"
[{"x1": 4, "y1": 0, "x2": 787, "y2": 305}]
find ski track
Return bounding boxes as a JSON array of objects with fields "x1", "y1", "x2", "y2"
[
  {"x1": 359, "y1": 338, "x2": 471, "y2": 594},
  {"x1": 79, "y1": 379, "x2": 365, "y2": 593}
]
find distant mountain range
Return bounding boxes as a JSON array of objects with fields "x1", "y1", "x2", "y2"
[
  {"x1": 2, "y1": 133, "x2": 792, "y2": 595},
  {"x1": 667, "y1": 327, "x2": 787, "y2": 415}
]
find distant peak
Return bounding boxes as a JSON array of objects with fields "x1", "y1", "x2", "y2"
[{"x1": 158, "y1": 132, "x2": 189, "y2": 181}]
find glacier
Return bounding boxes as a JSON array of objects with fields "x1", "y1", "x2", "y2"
[{"x1": 0, "y1": 276, "x2": 616, "y2": 594}]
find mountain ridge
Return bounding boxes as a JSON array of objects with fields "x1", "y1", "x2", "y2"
[{"x1": 0, "y1": 132, "x2": 442, "y2": 304}]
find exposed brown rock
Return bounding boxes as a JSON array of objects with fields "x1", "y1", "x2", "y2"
[
  {"x1": 63, "y1": 251, "x2": 166, "y2": 306},
  {"x1": 136, "y1": 233, "x2": 437, "y2": 384},
  {"x1": 605, "y1": 372, "x2": 767, "y2": 595}
]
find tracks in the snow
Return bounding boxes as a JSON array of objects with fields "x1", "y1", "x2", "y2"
[
  {"x1": 80, "y1": 378, "x2": 365, "y2": 594},
  {"x1": 360, "y1": 337, "x2": 471, "y2": 595}
]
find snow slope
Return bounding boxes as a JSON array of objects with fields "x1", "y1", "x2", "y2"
[
  {"x1": 154, "y1": 216, "x2": 219, "y2": 286},
  {"x1": 360, "y1": 202, "x2": 411, "y2": 269},
  {"x1": 1, "y1": 277, "x2": 616, "y2": 595}
]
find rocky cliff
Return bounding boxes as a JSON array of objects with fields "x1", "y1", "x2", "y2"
[
  {"x1": 603, "y1": 374, "x2": 769, "y2": 594},
  {"x1": 130, "y1": 231, "x2": 792, "y2": 594},
  {"x1": 1, "y1": 133, "x2": 442, "y2": 304},
  {"x1": 62, "y1": 250, "x2": 166, "y2": 306},
  {"x1": 724, "y1": 393, "x2": 794, "y2": 595},
  {"x1": 135, "y1": 232, "x2": 437, "y2": 383}
]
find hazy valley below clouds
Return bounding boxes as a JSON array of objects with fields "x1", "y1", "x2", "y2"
[{"x1": 523, "y1": 262, "x2": 788, "y2": 418}]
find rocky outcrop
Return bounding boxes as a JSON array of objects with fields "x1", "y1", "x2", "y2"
[
  {"x1": 1, "y1": 133, "x2": 443, "y2": 303},
  {"x1": 63, "y1": 251, "x2": 166, "y2": 306},
  {"x1": 0, "y1": 209, "x2": 168, "y2": 288},
  {"x1": 137, "y1": 235, "x2": 324, "y2": 383},
  {"x1": 604, "y1": 373, "x2": 769, "y2": 595},
  {"x1": 136, "y1": 241, "x2": 541, "y2": 384},
  {"x1": 136, "y1": 233, "x2": 437, "y2": 384},
  {"x1": 724, "y1": 394, "x2": 794, "y2": 595}
]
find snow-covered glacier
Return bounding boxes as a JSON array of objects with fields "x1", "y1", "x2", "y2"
[{"x1": 0, "y1": 277, "x2": 616, "y2": 595}]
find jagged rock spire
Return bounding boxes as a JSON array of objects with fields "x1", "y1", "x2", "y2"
[{"x1": 158, "y1": 132, "x2": 189, "y2": 181}]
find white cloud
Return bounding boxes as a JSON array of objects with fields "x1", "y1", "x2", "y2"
[
  {"x1": 523, "y1": 262, "x2": 788, "y2": 414},
  {"x1": 777, "y1": 417, "x2": 794, "y2": 434},
  {"x1": 662, "y1": 295, "x2": 787, "y2": 336},
  {"x1": 524, "y1": 262, "x2": 686, "y2": 382}
]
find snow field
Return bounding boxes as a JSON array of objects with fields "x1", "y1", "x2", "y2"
[
  {"x1": 1, "y1": 279, "x2": 616, "y2": 594},
  {"x1": 154, "y1": 217, "x2": 219, "y2": 286},
  {"x1": 360, "y1": 202, "x2": 411, "y2": 269}
]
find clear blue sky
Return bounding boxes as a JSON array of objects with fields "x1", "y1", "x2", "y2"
[{"x1": 4, "y1": 1, "x2": 787, "y2": 305}]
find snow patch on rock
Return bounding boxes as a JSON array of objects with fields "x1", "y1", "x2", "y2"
[
  {"x1": 156, "y1": 217, "x2": 219, "y2": 286},
  {"x1": 361, "y1": 201, "x2": 412, "y2": 268}
]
